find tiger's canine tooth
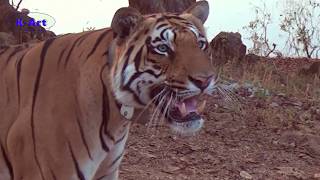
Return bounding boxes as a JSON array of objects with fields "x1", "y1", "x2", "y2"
[
  {"x1": 179, "y1": 102, "x2": 188, "y2": 117},
  {"x1": 197, "y1": 100, "x2": 206, "y2": 113}
]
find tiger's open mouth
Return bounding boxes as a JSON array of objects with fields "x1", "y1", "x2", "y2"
[
  {"x1": 168, "y1": 97, "x2": 206, "y2": 123},
  {"x1": 150, "y1": 86, "x2": 207, "y2": 135}
]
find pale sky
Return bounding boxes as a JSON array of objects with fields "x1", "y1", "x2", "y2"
[
  {"x1": 15, "y1": 0, "x2": 306, "y2": 55},
  {"x1": 19, "y1": 0, "x2": 262, "y2": 38}
]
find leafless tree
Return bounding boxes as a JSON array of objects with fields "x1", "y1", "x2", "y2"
[
  {"x1": 280, "y1": 0, "x2": 320, "y2": 58},
  {"x1": 243, "y1": 2, "x2": 277, "y2": 57}
]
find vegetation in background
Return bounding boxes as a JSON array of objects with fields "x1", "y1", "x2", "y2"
[
  {"x1": 280, "y1": 0, "x2": 320, "y2": 58},
  {"x1": 243, "y1": 2, "x2": 278, "y2": 57},
  {"x1": 244, "y1": 0, "x2": 320, "y2": 58}
]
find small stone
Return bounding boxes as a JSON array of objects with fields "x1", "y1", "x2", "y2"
[
  {"x1": 240, "y1": 170, "x2": 253, "y2": 179},
  {"x1": 270, "y1": 102, "x2": 279, "y2": 107},
  {"x1": 140, "y1": 152, "x2": 157, "y2": 158},
  {"x1": 314, "y1": 173, "x2": 320, "y2": 178}
]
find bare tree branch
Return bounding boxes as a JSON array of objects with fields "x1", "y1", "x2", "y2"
[{"x1": 15, "y1": 0, "x2": 22, "y2": 10}]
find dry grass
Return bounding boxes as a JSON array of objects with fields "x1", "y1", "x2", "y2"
[{"x1": 219, "y1": 58, "x2": 320, "y2": 101}]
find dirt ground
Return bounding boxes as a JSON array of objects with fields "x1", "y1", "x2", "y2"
[{"x1": 120, "y1": 59, "x2": 320, "y2": 180}]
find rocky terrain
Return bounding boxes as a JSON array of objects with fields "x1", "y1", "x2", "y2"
[{"x1": 120, "y1": 58, "x2": 320, "y2": 180}]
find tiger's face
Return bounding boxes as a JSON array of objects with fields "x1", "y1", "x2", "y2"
[{"x1": 110, "y1": 1, "x2": 215, "y2": 135}]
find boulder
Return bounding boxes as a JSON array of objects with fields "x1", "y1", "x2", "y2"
[
  {"x1": 210, "y1": 32, "x2": 246, "y2": 66},
  {"x1": 129, "y1": 0, "x2": 196, "y2": 14}
]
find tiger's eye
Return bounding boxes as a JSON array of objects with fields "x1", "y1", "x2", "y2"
[
  {"x1": 198, "y1": 41, "x2": 206, "y2": 49},
  {"x1": 157, "y1": 44, "x2": 169, "y2": 52}
]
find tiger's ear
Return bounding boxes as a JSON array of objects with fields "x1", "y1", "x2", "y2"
[
  {"x1": 184, "y1": 1, "x2": 209, "y2": 24},
  {"x1": 111, "y1": 7, "x2": 143, "y2": 39}
]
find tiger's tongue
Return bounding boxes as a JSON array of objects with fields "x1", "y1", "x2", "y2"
[{"x1": 175, "y1": 98, "x2": 206, "y2": 117}]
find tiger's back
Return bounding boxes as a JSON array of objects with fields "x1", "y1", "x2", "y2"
[{"x1": 0, "y1": 29, "x2": 123, "y2": 179}]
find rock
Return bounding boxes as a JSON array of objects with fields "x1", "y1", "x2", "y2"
[
  {"x1": 210, "y1": 32, "x2": 247, "y2": 66},
  {"x1": 129, "y1": 0, "x2": 196, "y2": 14},
  {"x1": 240, "y1": 170, "x2": 253, "y2": 179},
  {"x1": 162, "y1": 164, "x2": 181, "y2": 173},
  {"x1": 140, "y1": 152, "x2": 157, "y2": 158},
  {"x1": 314, "y1": 173, "x2": 320, "y2": 178},
  {"x1": 270, "y1": 102, "x2": 279, "y2": 107}
]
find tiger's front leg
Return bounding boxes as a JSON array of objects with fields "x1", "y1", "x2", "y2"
[
  {"x1": 5, "y1": 116, "x2": 106, "y2": 180},
  {"x1": 93, "y1": 127, "x2": 129, "y2": 180},
  {"x1": 94, "y1": 168, "x2": 119, "y2": 180}
]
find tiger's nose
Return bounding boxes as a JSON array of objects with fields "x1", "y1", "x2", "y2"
[{"x1": 189, "y1": 75, "x2": 214, "y2": 91}]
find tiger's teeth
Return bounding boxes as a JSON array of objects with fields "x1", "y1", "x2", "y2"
[
  {"x1": 180, "y1": 102, "x2": 188, "y2": 117},
  {"x1": 197, "y1": 100, "x2": 206, "y2": 113}
]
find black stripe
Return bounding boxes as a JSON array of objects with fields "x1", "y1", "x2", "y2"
[
  {"x1": 152, "y1": 37, "x2": 163, "y2": 44},
  {"x1": 77, "y1": 31, "x2": 98, "y2": 47},
  {"x1": 122, "y1": 69, "x2": 162, "y2": 106},
  {"x1": 78, "y1": 51, "x2": 85, "y2": 58},
  {"x1": 181, "y1": 21, "x2": 193, "y2": 26},
  {"x1": 172, "y1": 29, "x2": 177, "y2": 42},
  {"x1": 122, "y1": 72, "x2": 145, "y2": 106},
  {"x1": 156, "y1": 17, "x2": 166, "y2": 23},
  {"x1": 108, "y1": 151, "x2": 124, "y2": 168},
  {"x1": 16, "y1": 53, "x2": 27, "y2": 105},
  {"x1": 49, "y1": 168, "x2": 57, "y2": 180},
  {"x1": 86, "y1": 29, "x2": 112, "y2": 59},
  {"x1": 160, "y1": 27, "x2": 171, "y2": 40},
  {"x1": 105, "y1": 130, "x2": 115, "y2": 142},
  {"x1": 124, "y1": 70, "x2": 162, "y2": 89},
  {"x1": 57, "y1": 48, "x2": 66, "y2": 66},
  {"x1": 75, "y1": 116, "x2": 93, "y2": 160},
  {"x1": 99, "y1": 63, "x2": 110, "y2": 152},
  {"x1": 123, "y1": 86, "x2": 145, "y2": 105},
  {"x1": 147, "y1": 58, "x2": 157, "y2": 63},
  {"x1": 99, "y1": 122, "x2": 110, "y2": 152},
  {"x1": 68, "y1": 142, "x2": 86, "y2": 180},
  {"x1": 134, "y1": 46, "x2": 144, "y2": 71},
  {"x1": 31, "y1": 38, "x2": 56, "y2": 180},
  {"x1": 0, "y1": 143, "x2": 13, "y2": 179},
  {"x1": 145, "y1": 69, "x2": 162, "y2": 78},
  {"x1": 156, "y1": 23, "x2": 168, "y2": 30},
  {"x1": 5, "y1": 46, "x2": 23, "y2": 66},
  {"x1": 96, "y1": 175, "x2": 107, "y2": 180},
  {"x1": 102, "y1": 49, "x2": 108, "y2": 57},
  {"x1": 164, "y1": 15, "x2": 186, "y2": 21},
  {"x1": 0, "y1": 47, "x2": 9, "y2": 56},
  {"x1": 171, "y1": 85, "x2": 188, "y2": 90},
  {"x1": 120, "y1": 46, "x2": 134, "y2": 85},
  {"x1": 115, "y1": 130, "x2": 127, "y2": 144},
  {"x1": 63, "y1": 35, "x2": 85, "y2": 67}
]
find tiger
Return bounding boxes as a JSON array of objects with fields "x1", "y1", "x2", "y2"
[{"x1": 0, "y1": 1, "x2": 216, "y2": 179}]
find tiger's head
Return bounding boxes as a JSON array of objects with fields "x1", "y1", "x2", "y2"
[{"x1": 109, "y1": 1, "x2": 216, "y2": 135}]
